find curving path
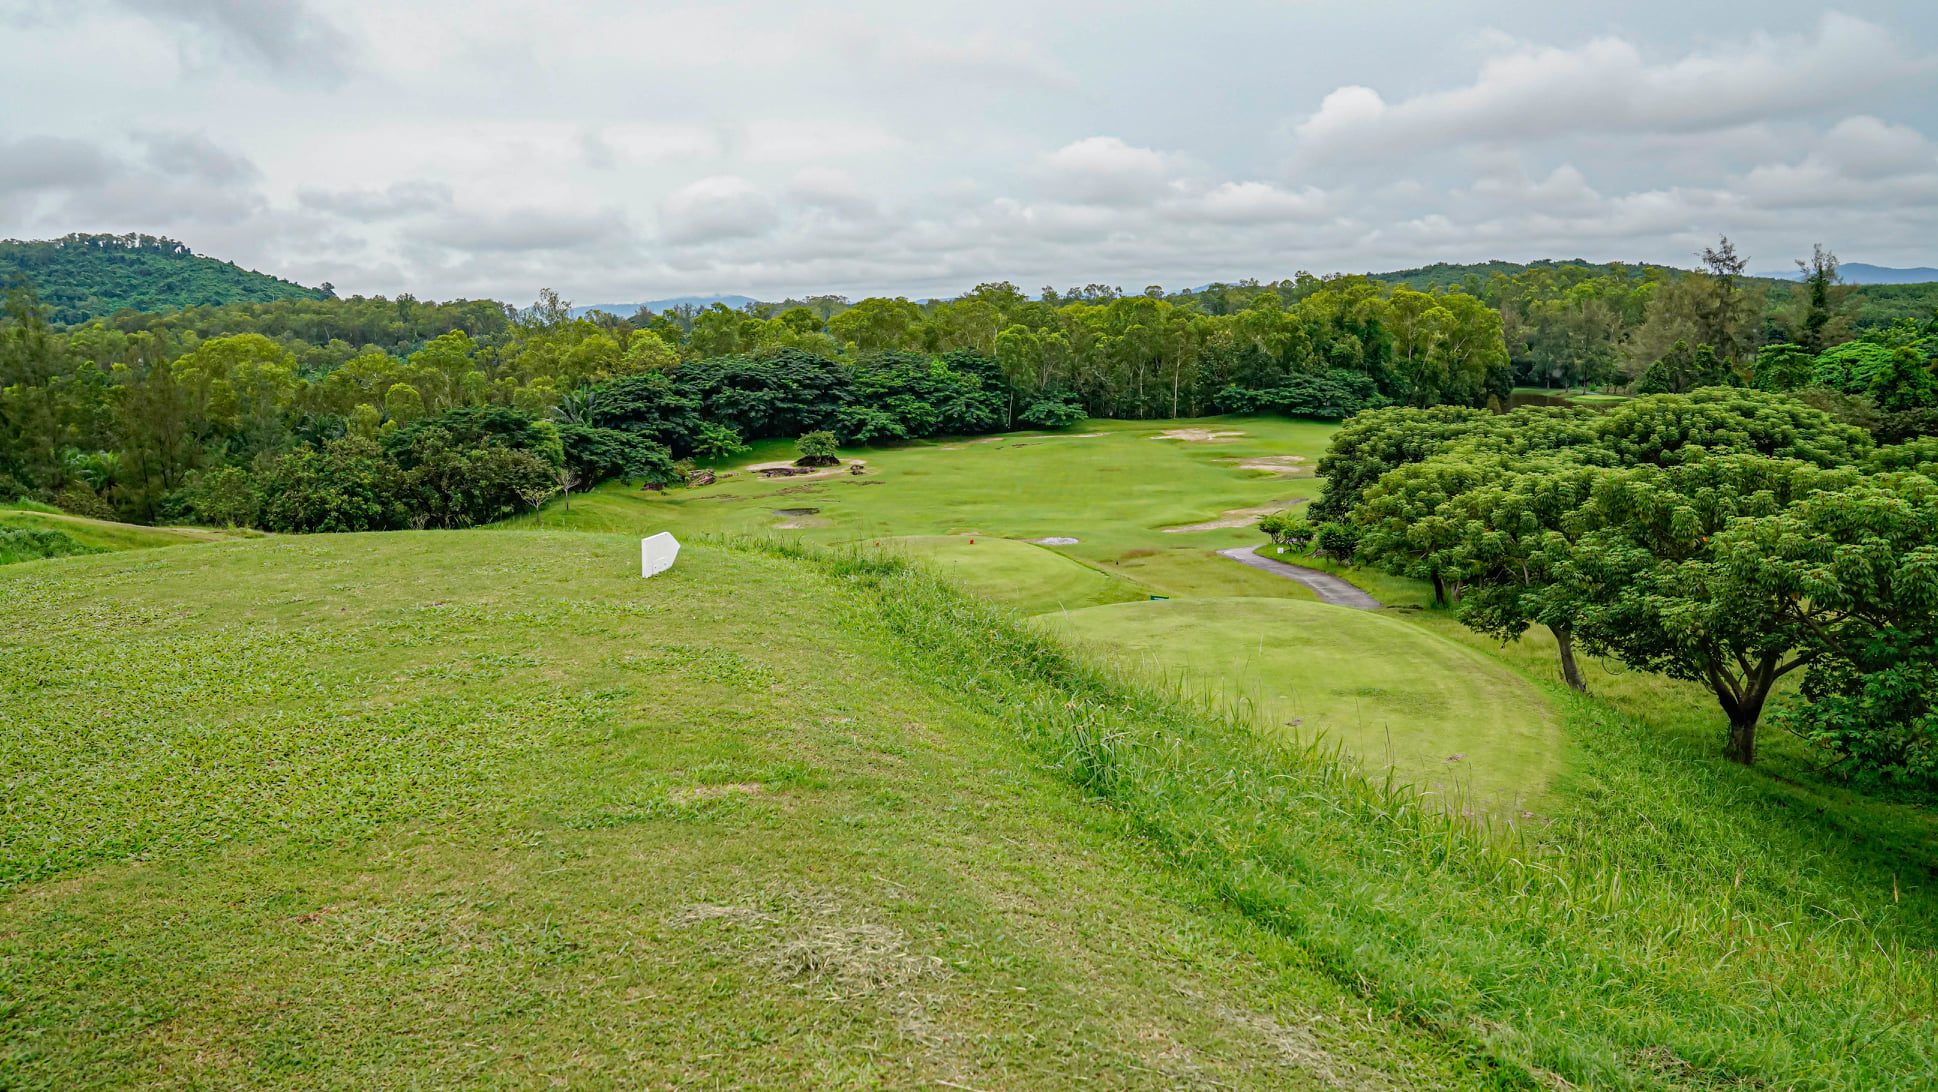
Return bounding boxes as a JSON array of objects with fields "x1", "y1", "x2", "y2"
[{"x1": 1214, "y1": 547, "x2": 1383, "y2": 610}]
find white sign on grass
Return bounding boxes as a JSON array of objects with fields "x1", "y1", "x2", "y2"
[{"x1": 641, "y1": 532, "x2": 680, "y2": 578}]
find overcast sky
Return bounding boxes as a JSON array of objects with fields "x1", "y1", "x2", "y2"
[{"x1": 3, "y1": 1, "x2": 1936, "y2": 304}]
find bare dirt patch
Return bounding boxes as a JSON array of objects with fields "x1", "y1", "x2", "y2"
[
  {"x1": 1222, "y1": 454, "x2": 1311, "y2": 476},
  {"x1": 1161, "y1": 499, "x2": 1306, "y2": 533},
  {"x1": 745, "y1": 459, "x2": 867, "y2": 481},
  {"x1": 1153, "y1": 428, "x2": 1247, "y2": 443}
]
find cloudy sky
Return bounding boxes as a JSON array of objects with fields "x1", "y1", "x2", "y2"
[{"x1": 3, "y1": 1, "x2": 1936, "y2": 304}]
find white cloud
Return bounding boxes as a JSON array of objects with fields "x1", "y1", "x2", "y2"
[
  {"x1": 787, "y1": 166, "x2": 876, "y2": 218},
  {"x1": 593, "y1": 123, "x2": 721, "y2": 166},
  {"x1": 1293, "y1": 13, "x2": 1930, "y2": 163},
  {"x1": 744, "y1": 119, "x2": 898, "y2": 162},
  {"x1": 298, "y1": 180, "x2": 453, "y2": 219},
  {"x1": 4, "y1": 2, "x2": 1938, "y2": 299},
  {"x1": 1181, "y1": 181, "x2": 1328, "y2": 224},
  {"x1": 659, "y1": 176, "x2": 776, "y2": 244},
  {"x1": 109, "y1": 0, "x2": 354, "y2": 80},
  {"x1": 1043, "y1": 137, "x2": 1178, "y2": 206},
  {"x1": 405, "y1": 207, "x2": 632, "y2": 254}
]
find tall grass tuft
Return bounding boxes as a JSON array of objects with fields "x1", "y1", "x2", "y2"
[{"x1": 722, "y1": 534, "x2": 1938, "y2": 1091}]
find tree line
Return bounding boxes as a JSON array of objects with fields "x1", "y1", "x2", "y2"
[
  {"x1": 1280, "y1": 387, "x2": 1938, "y2": 799},
  {"x1": 1, "y1": 272, "x2": 1522, "y2": 526}
]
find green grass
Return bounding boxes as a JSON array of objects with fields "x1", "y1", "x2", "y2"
[
  {"x1": 6, "y1": 498, "x2": 63, "y2": 514},
  {"x1": 0, "y1": 533, "x2": 1482, "y2": 1090},
  {"x1": 0, "y1": 508, "x2": 237, "y2": 554},
  {"x1": 783, "y1": 540, "x2": 1937, "y2": 1090},
  {"x1": 6, "y1": 529, "x2": 1935, "y2": 1089},
  {"x1": 878, "y1": 535, "x2": 1148, "y2": 613},
  {"x1": 500, "y1": 415, "x2": 1335, "y2": 601},
  {"x1": 1042, "y1": 597, "x2": 1562, "y2": 812}
]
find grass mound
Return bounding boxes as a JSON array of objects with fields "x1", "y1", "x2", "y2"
[
  {"x1": 1043, "y1": 597, "x2": 1561, "y2": 810},
  {"x1": 882, "y1": 534, "x2": 1146, "y2": 613}
]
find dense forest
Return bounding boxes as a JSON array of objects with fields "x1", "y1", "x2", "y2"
[
  {"x1": 0, "y1": 234, "x2": 332, "y2": 325},
  {"x1": 3, "y1": 235, "x2": 1936, "y2": 535}
]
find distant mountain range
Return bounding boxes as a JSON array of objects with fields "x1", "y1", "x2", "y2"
[
  {"x1": 569, "y1": 295, "x2": 759, "y2": 318},
  {"x1": 0, "y1": 233, "x2": 330, "y2": 324},
  {"x1": 1751, "y1": 263, "x2": 1938, "y2": 285}
]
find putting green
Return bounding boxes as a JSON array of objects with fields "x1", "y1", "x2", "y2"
[
  {"x1": 1041, "y1": 597, "x2": 1561, "y2": 812},
  {"x1": 883, "y1": 535, "x2": 1147, "y2": 614}
]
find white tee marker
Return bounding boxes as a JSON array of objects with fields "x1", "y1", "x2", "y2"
[{"x1": 642, "y1": 532, "x2": 681, "y2": 578}]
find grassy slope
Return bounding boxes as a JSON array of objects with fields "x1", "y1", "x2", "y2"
[
  {"x1": 0, "y1": 508, "x2": 234, "y2": 553},
  {"x1": 883, "y1": 534, "x2": 1148, "y2": 614},
  {"x1": 0, "y1": 534, "x2": 1477, "y2": 1090},
  {"x1": 1044, "y1": 598, "x2": 1560, "y2": 812},
  {"x1": 500, "y1": 416, "x2": 1337, "y2": 601}
]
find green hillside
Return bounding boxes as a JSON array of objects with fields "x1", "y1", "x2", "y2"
[
  {"x1": 0, "y1": 233, "x2": 330, "y2": 324},
  {"x1": 5, "y1": 532, "x2": 1933, "y2": 1088}
]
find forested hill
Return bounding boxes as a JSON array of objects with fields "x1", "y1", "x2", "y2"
[
  {"x1": 1372, "y1": 259, "x2": 1728, "y2": 290},
  {"x1": 0, "y1": 233, "x2": 331, "y2": 324}
]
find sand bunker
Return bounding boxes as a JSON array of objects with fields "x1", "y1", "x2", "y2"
[
  {"x1": 1161, "y1": 499, "x2": 1306, "y2": 533},
  {"x1": 1033, "y1": 536, "x2": 1080, "y2": 546},
  {"x1": 1153, "y1": 428, "x2": 1247, "y2": 443},
  {"x1": 746, "y1": 459, "x2": 866, "y2": 481},
  {"x1": 1222, "y1": 454, "x2": 1310, "y2": 476}
]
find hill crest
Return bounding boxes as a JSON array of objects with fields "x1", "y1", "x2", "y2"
[{"x1": 0, "y1": 232, "x2": 331, "y2": 325}]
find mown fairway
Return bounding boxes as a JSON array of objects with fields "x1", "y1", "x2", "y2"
[
  {"x1": 1047, "y1": 597, "x2": 1560, "y2": 812},
  {"x1": 0, "y1": 534, "x2": 1477, "y2": 1089},
  {"x1": 497, "y1": 416, "x2": 1566, "y2": 804},
  {"x1": 500, "y1": 415, "x2": 1341, "y2": 601}
]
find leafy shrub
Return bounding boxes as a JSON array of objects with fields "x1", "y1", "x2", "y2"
[
  {"x1": 256, "y1": 436, "x2": 403, "y2": 533},
  {"x1": 1214, "y1": 368, "x2": 1389, "y2": 419},
  {"x1": 393, "y1": 429, "x2": 556, "y2": 529},
  {"x1": 0, "y1": 526, "x2": 102, "y2": 565},
  {"x1": 690, "y1": 422, "x2": 748, "y2": 461},
  {"x1": 187, "y1": 467, "x2": 259, "y2": 527},
  {"x1": 1017, "y1": 396, "x2": 1087, "y2": 429},
  {"x1": 794, "y1": 431, "x2": 840, "y2": 467},
  {"x1": 1256, "y1": 509, "x2": 1313, "y2": 548},
  {"x1": 1313, "y1": 521, "x2": 1360, "y2": 563}
]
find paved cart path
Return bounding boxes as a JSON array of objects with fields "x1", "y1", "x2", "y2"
[{"x1": 1214, "y1": 547, "x2": 1383, "y2": 610}]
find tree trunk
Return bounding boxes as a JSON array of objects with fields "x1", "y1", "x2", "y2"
[
  {"x1": 1551, "y1": 624, "x2": 1587, "y2": 693},
  {"x1": 1714, "y1": 656, "x2": 1778, "y2": 766},
  {"x1": 1430, "y1": 571, "x2": 1447, "y2": 607}
]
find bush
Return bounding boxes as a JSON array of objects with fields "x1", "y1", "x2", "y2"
[
  {"x1": 1256, "y1": 509, "x2": 1313, "y2": 548},
  {"x1": 556, "y1": 422, "x2": 675, "y2": 486},
  {"x1": 0, "y1": 527, "x2": 101, "y2": 565},
  {"x1": 55, "y1": 484, "x2": 115, "y2": 521},
  {"x1": 794, "y1": 430, "x2": 840, "y2": 467},
  {"x1": 1314, "y1": 521, "x2": 1360, "y2": 563},
  {"x1": 1214, "y1": 369, "x2": 1389, "y2": 419},
  {"x1": 187, "y1": 467, "x2": 260, "y2": 527},
  {"x1": 690, "y1": 422, "x2": 748, "y2": 461},
  {"x1": 394, "y1": 429, "x2": 556, "y2": 529},
  {"x1": 256, "y1": 437, "x2": 403, "y2": 533},
  {"x1": 1017, "y1": 396, "x2": 1087, "y2": 429}
]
